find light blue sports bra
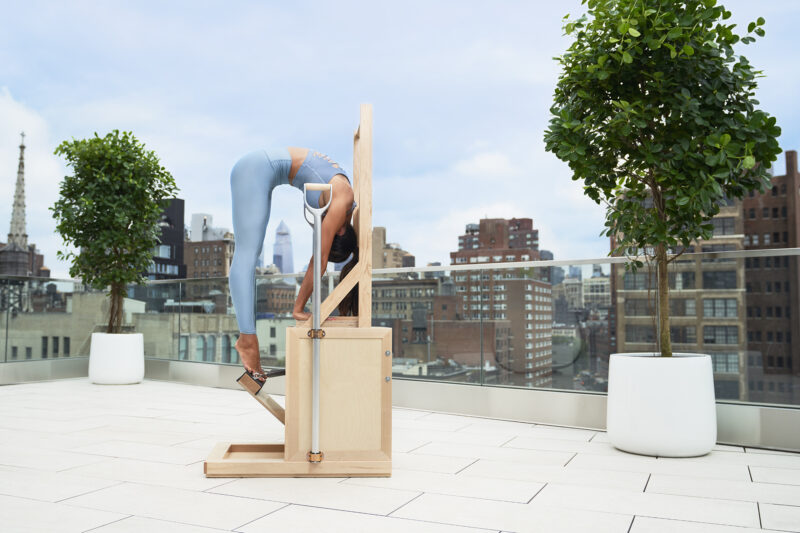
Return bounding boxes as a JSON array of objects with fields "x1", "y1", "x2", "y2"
[{"x1": 265, "y1": 148, "x2": 357, "y2": 213}]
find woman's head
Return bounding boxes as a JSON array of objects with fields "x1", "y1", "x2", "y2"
[{"x1": 328, "y1": 222, "x2": 357, "y2": 263}]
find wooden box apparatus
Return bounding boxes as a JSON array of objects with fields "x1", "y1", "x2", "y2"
[
  {"x1": 204, "y1": 104, "x2": 392, "y2": 477},
  {"x1": 205, "y1": 326, "x2": 392, "y2": 477}
]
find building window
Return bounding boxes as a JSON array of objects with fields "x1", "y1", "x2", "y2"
[
  {"x1": 195, "y1": 336, "x2": 205, "y2": 362},
  {"x1": 711, "y1": 353, "x2": 738, "y2": 374},
  {"x1": 702, "y1": 271, "x2": 736, "y2": 289},
  {"x1": 178, "y1": 334, "x2": 188, "y2": 361},
  {"x1": 63, "y1": 337, "x2": 70, "y2": 356},
  {"x1": 221, "y1": 335, "x2": 231, "y2": 364},
  {"x1": 703, "y1": 326, "x2": 738, "y2": 345},
  {"x1": 25, "y1": 347, "x2": 32, "y2": 359},
  {"x1": 206, "y1": 335, "x2": 216, "y2": 362},
  {"x1": 711, "y1": 217, "x2": 735, "y2": 235},
  {"x1": 41, "y1": 336, "x2": 48, "y2": 358},
  {"x1": 11, "y1": 346, "x2": 17, "y2": 359},
  {"x1": 703, "y1": 299, "x2": 737, "y2": 318},
  {"x1": 52, "y1": 336, "x2": 59, "y2": 357},
  {"x1": 270, "y1": 327, "x2": 276, "y2": 338}
]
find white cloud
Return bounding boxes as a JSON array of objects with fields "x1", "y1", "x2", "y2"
[{"x1": 1, "y1": 0, "x2": 797, "y2": 281}]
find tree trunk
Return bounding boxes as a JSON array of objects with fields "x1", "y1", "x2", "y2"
[
  {"x1": 655, "y1": 243, "x2": 672, "y2": 356},
  {"x1": 106, "y1": 282, "x2": 124, "y2": 333}
]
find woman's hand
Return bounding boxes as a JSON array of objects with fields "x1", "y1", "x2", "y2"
[{"x1": 293, "y1": 309, "x2": 311, "y2": 321}]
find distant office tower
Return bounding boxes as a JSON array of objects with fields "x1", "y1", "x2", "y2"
[
  {"x1": 272, "y1": 220, "x2": 294, "y2": 274},
  {"x1": 568, "y1": 265, "x2": 582, "y2": 280},
  {"x1": 539, "y1": 249, "x2": 564, "y2": 286}
]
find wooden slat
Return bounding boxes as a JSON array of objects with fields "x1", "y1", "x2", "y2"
[
  {"x1": 356, "y1": 104, "x2": 373, "y2": 327},
  {"x1": 296, "y1": 262, "x2": 366, "y2": 328}
]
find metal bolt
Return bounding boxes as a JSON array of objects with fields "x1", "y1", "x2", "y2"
[
  {"x1": 385, "y1": 377, "x2": 391, "y2": 382},
  {"x1": 385, "y1": 350, "x2": 391, "y2": 357}
]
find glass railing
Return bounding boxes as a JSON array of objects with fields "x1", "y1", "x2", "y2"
[{"x1": 1, "y1": 248, "x2": 798, "y2": 409}]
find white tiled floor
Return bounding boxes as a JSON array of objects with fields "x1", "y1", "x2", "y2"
[{"x1": 0, "y1": 378, "x2": 798, "y2": 533}]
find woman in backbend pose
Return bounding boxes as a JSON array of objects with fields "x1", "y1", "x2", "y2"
[{"x1": 229, "y1": 148, "x2": 358, "y2": 381}]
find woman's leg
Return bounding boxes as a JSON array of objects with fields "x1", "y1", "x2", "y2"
[{"x1": 229, "y1": 150, "x2": 274, "y2": 336}]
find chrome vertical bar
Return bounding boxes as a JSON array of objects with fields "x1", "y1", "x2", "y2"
[{"x1": 303, "y1": 183, "x2": 332, "y2": 460}]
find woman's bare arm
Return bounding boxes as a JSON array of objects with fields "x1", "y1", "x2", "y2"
[{"x1": 292, "y1": 186, "x2": 353, "y2": 320}]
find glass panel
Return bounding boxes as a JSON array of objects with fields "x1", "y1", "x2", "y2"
[{"x1": 2, "y1": 249, "x2": 798, "y2": 408}]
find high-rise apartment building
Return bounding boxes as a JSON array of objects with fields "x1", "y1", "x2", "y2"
[
  {"x1": 610, "y1": 200, "x2": 748, "y2": 400},
  {"x1": 451, "y1": 218, "x2": 552, "y2": 388},
  {"x1": 272, "y1": 220, "x2": 294, "y2": 274},
  {"x1": 743, "y1": 150, "x2": 799, "y2": 404}
]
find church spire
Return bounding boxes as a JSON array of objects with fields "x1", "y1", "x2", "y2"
[{"x1": 7, "y1": 132, "x2": 28, "y2": 249}]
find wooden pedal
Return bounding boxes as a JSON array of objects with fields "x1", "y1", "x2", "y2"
[{"x1": 237, "y1": 372, "x2": 286, "y2": 425}]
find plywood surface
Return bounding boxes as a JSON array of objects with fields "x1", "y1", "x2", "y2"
[{"x1": 285, "y1": 326, "x2": 392, "y2": 463}]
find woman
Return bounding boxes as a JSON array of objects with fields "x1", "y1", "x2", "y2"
[{"x1": 228, "y1": 147, "x2": 358, "y2": 382}]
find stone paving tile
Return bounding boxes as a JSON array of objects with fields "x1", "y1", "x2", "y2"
[
  {"x1": 1, "y1": 378, "x2": 798, "y2": 533},
  {"x1": 238, "y1": 504, "x2": 497, "y2": 533},
  {"x1": 0, "y1": 493, "x2": 126, "y2": 533}
]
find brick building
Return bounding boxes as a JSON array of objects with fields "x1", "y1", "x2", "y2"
[
  {"x1": 611, "y1": 200, "x2": 749, "y2": 400},
  {"x1": 451, "y1": 218, "x2": 552, "y2": 388},
  {"x1": 255, "y1": 281, "x2": 295, "y2": 317},
  {"x1": 743, "y1": 150, "x2": 800, "y2": 404}
]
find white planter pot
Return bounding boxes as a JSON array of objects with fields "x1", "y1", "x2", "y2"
[
  {"x1": 607, "y1": 353, "x2": 717, "y2": 457},
  {"x1": 89, "y1": 332, "x2": 144, "y2": 385}
]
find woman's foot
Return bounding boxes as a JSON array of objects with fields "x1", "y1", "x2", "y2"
[{"x1": 235, "y1": 334, "x2": 264, "y2": 381}]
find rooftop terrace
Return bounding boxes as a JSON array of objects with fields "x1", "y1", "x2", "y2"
[{"x1": 1, "y1": 378, "x2": 799, "y2": 532}]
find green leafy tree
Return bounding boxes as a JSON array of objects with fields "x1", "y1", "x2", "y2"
[
  {"x1": 544, "y1": 0, "x2": 781, "y2": 356},
  {"x1": 51, "y1": 130, "x2": 179, "y2": 333}
]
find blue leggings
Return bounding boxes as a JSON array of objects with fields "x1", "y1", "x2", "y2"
[{"x1": 228, "y1": 149, "x2": 291, "y2": 334}]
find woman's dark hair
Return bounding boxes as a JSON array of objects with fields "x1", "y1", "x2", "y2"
[
  {"x1": 328, "y1": 222, "x2": 357, "y2": 263},
  {"x1": 337, "y1": 244, "x2": 359, "y2": 317}
]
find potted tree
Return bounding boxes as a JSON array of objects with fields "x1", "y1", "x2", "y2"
[
  {"x1": 51, "y1": 130, "x2": 178, "y2": 384},
  {"x1": 545, "y1": 0, "x2": 781, "y2": 456}
]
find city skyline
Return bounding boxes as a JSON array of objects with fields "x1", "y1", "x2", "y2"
[{"x1": 1, "y1": 1, "x2": 799, "y2": 278}]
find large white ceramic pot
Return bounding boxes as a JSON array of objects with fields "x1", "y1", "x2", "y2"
[
  {"x1": 89, "y1": 332, "x2": 145, "y2": 385},
  {"x1": 607, "y1": 353, "x2": 716, "y2": 457}
]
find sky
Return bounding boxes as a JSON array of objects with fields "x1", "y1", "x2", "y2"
[{"x1": 1, "y1": 0, "x2": 799, "y2": 279}]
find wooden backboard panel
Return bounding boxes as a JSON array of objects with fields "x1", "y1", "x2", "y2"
[
  {"x1": 284, "y1": 326, "x2": 392, "y2": 463},
  {"x1": 298, "y1": 104, "x2": 374, "y2": 328}
]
